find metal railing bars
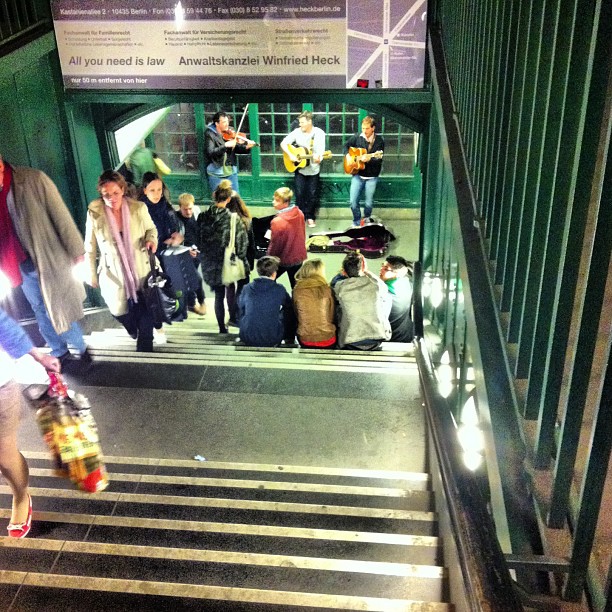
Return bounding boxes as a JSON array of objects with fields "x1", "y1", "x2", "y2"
[{"x1": 415, "y1": 337, "x2": 523, "y2": 611}]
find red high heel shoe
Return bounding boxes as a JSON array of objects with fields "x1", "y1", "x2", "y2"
[{"x1": 7, "y1": 494, "x2": 32, "y2": 539}]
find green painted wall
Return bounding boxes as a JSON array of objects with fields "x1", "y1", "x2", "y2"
[
  {"x1": 0, "y1": 33, "x2": 90, "y2": 230},
  {"x1": 162, "y1": 171, "x2": 422, "y2": 211}
]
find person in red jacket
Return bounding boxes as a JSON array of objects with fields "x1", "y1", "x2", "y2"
[{"x1": 267, "y1": 187, "x2": 307, "y2": 288}]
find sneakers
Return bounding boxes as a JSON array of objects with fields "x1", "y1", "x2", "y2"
[
  {"x1": 307, "y1": 219, "x2": 316, "y2": 228},
  {"x1": 189, "y1": 303, "x2": 207, "y2": 316},
  {"x1": 153, "y1": 329, "x2": 167, "y2": 344},
  {"x1": 59, "y1": 348, "x2": 93, "y2": 373},
  {"x1": 58, "y1": 351, "x2": 72, "y2": 367},
  {"x1": 79, "y1": 348, "x2": 93, "y2": 367},
  {"x1": 227, "y1": 319, "x2": 239, "y2": 328}
]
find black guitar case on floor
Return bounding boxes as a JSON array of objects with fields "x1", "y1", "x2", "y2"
[
  {"x1": 307, "y1": 219, "x2": 396, "y2": 259},
  {"x1": 251, "y1": 216, "x2": 396, "y2": 260}
]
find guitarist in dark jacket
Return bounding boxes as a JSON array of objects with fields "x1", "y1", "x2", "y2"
[{"x1": 343, "y1": 116, "x2": 385, "y2": 226}]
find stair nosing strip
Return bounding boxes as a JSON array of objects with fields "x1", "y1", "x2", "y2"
[
  {"x1": 1, "y1": 571, "x2": 451, "y2": 609},
  {"x1": 21, "y1": 452, "x2": 430, "y2": 482},
  {"x1": 88, "y1": 339, "x2": 414, "y2": 359},
  {"x1": 86, "y1": 354, "x2": 414, "y2": 373},
  {"x1": 0, "y1": 538, "x2": 445, "y2": 577},
  {"x1": 89, "y1": 346, "x2": 415, "y2": 360},
  {"x1": 0, "y1": 485, "x2": 436, "y2": 521},
  {"x1": 0, "y1": 510, "x2": 439, "y2": 546},
  {"x1": 28, "y1": 468, "x2": 430, "y2": 498}
]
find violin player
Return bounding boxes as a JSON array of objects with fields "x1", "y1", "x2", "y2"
[
  {"x1": 204, "y1": 111, "x2": 256, "y2": 194},
  {"x1": 343, "y1": 116, "x2": 385, "y2": 227}
]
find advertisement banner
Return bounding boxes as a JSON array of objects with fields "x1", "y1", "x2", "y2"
[{"x1": 51, "y1": 0, "x2": 426, "y2": 90}]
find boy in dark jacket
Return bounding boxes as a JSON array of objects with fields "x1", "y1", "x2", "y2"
[{"x1": 238, "y1": 256, "x2": 296, "y2": 347}]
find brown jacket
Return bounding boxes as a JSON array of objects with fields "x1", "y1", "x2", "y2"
[
  {"x1": 292, "y1": 276, "x2": 336, "y2": 343},
  {"x1": 8, "y1": 165, "x2": 86, "y2": 334}
]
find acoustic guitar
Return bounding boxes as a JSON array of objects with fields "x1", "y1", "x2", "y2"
[
  {"x1": 283, "y1": 144, "x2": 333, "y2": 173},
  {"x1": 344, "y1": 147, "x2": 384, "y2": 175}
]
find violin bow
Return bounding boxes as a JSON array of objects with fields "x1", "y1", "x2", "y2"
[{"x1": 232, "y1": 104, "x2": 249, "y2": 150}]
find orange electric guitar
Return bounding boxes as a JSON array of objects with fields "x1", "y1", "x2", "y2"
[
  {"x1": 283, "y1": 144, "x2": 333, "y2": 173},
  {"x1": 344, "y1": 147, "x2": 384, "y2": 175}
]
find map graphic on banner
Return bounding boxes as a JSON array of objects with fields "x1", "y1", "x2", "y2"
[{"x1": 51, "y1": 0, "x2": 426, "y2": 90}]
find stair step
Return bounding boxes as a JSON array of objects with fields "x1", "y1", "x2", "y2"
[
  {"x1": 84, "y1": 327, "x2": 416, "y2": 374},
  {"x1": 23, "y1": 452, "x2": 430, "y2": 488},
  {"x1": 0, "y1": 538, "x2": 446, "y2": 601},
  {"x1": 0, "y1": 508, "x2": 439, "y2": 564},
  {"x1": 84, "y1": 350, "x2": 415, "y2": 374},
  {"x1": 0, "y1": 487, "x2": 437, "y2": 535},
  {"x1": 89, "y1": 328, "x2": 415, "y2": 357},
  {"x1": 0, "y1": 570, "x2": 452, "y2": 611},
  {"x1": 27, "y1": 470, "x2": 433, "y2": 512}
]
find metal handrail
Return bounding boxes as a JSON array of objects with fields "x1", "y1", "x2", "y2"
[
  {"x1": 0, "y1": 0, "x2": 52, "y2": 53},
  {"x1": 415, "y1": 337, "x2": 523, "y2": 611}
]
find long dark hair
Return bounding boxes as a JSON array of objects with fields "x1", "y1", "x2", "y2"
[
  {"x1": 227, "y1": 190, "x2": 252, "y2": 229},
  {"x1": 140, "y1": 172, "x2": 171, "y2": 204}
]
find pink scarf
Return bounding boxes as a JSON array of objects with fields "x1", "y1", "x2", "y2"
[{"x1": 104, "y1": 198, "x2": 140, "y2": 303}]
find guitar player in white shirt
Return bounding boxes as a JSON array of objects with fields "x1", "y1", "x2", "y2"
[{"x1": 280, "y1": 111, "x2": 326, "y2": 229}]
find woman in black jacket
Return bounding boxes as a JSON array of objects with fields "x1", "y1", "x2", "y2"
[{"x1": 197, "y1": 180, "x2": 248, "y2": 333}]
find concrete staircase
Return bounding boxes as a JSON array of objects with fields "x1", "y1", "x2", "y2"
[
  {"x1": 1, "y1": 318, "x2": 453, "y2": 610},
  {"x1": 0, "y1": 454, "x2": 450, "y2": 611}
]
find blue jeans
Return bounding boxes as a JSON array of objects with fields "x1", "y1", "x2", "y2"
[
  {"x1": 294, "y1": 172, "x2": 320, "y2": 221},
  {"x1": 19, "y1": 258, "x2": 86, "y2": 357},
  {"x1": 350, "y1": 175, "x2": 378, "y2": 224},
  {"x1": 207, "y1": 170, "x2": 239, "y2": 194}
]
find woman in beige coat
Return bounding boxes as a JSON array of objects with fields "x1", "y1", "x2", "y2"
[{"x1": 84, "y1": 171, "x2": 158, "y2": 351}]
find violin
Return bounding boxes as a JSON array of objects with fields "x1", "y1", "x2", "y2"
[{"x1": 222, "y1": 127, "x2": 260, "y2": 147}]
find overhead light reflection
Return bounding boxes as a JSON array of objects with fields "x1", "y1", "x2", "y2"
[
  {"x1": 457, "y1": 395, "x2": 484, "y2": 471},
  {"x1": 463, "y1": 450, "x2": 483, "y2": 471},
  {"x1": 174, "y1": 1, "x2": 185, "y2": 29},
  {"x1": 421, "y1": 273, "x2": 432, "y2": 298},
  {"x1": 430, "y1": 277, "x2": 444, "y2": 308},
  {"x1": 437, "y1": 350, "x2": 454, "y2": 398}
]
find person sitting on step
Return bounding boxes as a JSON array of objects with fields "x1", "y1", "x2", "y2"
[
  {"x1": 379, "y1": 255, "x2": 414, "y2": 343},
  {"x1": 333, "y1": 252, "x2": 392, "y2": 350},
  {"x1": 237, "y1": 256, "x2": 296, "y2": 347},
  {"x1": 292, "y1": 258, "x2": 336, "y2": 349}
]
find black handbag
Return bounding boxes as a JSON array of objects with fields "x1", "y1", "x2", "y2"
[{"x1": 143, "y1": 250, "x2": 180, "y2": 326}]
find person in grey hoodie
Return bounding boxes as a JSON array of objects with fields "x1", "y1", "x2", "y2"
[
  {"x1": 237, "y1": 256, "x2": 296, "y2": 347},
  {"x1": 334, "y1": 252, "x2": 392, "y2": 350}
]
